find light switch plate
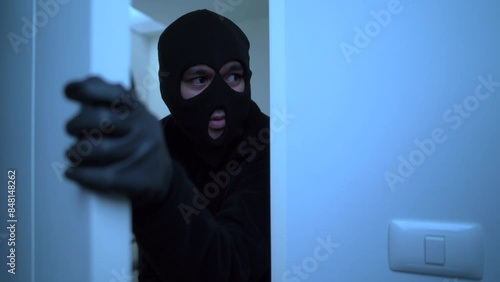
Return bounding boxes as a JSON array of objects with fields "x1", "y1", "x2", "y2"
[{"x1": 388, "y1": 220, "x2": 484, "y2": 279}]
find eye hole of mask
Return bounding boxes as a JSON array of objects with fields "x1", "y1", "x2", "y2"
[{"x1": 180, "y1": 61, "x2": 245, "y2": 100}]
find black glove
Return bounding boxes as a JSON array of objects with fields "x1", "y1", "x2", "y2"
[{"x1": 64, "y1": 76, "x2": 173, "y2": 209}]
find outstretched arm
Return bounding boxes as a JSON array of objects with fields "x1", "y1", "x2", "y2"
[{"x1": 63, "y1": 76, "x2": 270, "y2": 281}]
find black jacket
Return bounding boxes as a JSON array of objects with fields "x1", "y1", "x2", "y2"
[{"x1": 132, "y1": 101, "x2": 270, "y2": 282}]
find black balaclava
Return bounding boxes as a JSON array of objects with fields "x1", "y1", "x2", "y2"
[{"x1": 158, "y1": 9, "x2": 252, "y2": 167}]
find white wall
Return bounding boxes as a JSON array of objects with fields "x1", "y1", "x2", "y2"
[
  {"x1": 131, "y1": 30, "x2": 168, "y2": 119},
  {"x1": 271, "y1": 0, "x2": 500, "y2": 281},
  {"x1": 2, "y1": 1, "x2": 131, "y2": 281},
  {"x1": 1, "y1": 2, "x2": 34, "y2": 281},
  {"x1": 239, "y1": 17, "x2": 270, "y2": 116}
]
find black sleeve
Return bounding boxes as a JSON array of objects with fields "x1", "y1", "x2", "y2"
[{"x1": 132, "y1": 157, "x2": 270, "y2": 282}]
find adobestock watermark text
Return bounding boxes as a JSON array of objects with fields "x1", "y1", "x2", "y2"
[
  {"x1": 340, "y1": 0, "x2": 413, "y2": 63},
  {"x1": 385, "y1": 74, "x2": 500, "y2": 191},
  {"x1": 7, "y1": 0, "x2": 70, "y2": 54}
]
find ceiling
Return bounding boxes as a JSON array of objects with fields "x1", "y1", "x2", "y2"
[{"x1": 132, "y1": 0, "x2": 268, "y2": 28}]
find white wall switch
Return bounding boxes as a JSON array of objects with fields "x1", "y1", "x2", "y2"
[
  {"x1": 425, "y1": 235, "x2": 445, "y2": 266},
  {"x1": 388, "y1": 220, "x2": 484, "y2": 279}
]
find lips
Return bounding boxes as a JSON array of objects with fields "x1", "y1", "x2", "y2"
[
  {"x1": 209, "y1": 119, "x2": 226, "y2": 130},
  {"x1": 209, "y1": 112, "x2": 226, "y2": 130}
]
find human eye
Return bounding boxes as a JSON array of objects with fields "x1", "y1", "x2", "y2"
[
  {"x1": 183, "y1": 73, "x2": 212, "y2": 88},
  {"x1": 182, "y1": 65, "x2": 214, "y2": 86},
  {"x1": 225, "y1": 73, "x2": 243, "y2": 84},
  {"x1": 192, "y1": 76, "x2": 208, "y2": 85}
]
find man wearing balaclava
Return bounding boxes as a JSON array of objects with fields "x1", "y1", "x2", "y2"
[{"x1": 64, "y1": 9, "x2": 270, "y2": 282}]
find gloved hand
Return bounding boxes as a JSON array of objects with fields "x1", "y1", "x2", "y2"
[{"x1": 64, "y1": 76, "x2": 173, "y2": 209}]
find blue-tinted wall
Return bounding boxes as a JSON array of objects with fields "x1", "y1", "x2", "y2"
[
  {"x1": 1, "y1": 1, "x2": 131, "y2": 281},
  {"x1": 271, "y1": 0, "x2": 500, "y2": 281}
]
